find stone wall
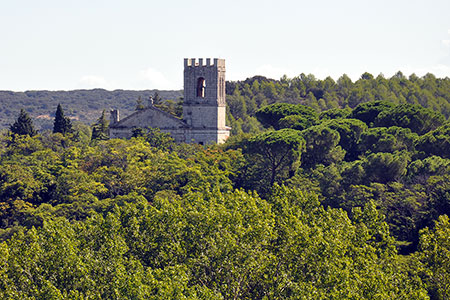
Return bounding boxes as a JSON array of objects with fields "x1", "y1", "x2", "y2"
[
  {"x1": 109, "y1": 58, "x2": 230, "y2": 144},
  {"x1": 109, "y1": 106, "x2": 187, "y2": 140}
]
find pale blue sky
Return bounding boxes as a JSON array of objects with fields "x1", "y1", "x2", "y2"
[{"x1": 1, "y1": 0, "x2": 449, "y2": 91}]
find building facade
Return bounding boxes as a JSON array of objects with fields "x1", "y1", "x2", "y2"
[{"x1": 109, "y1": 58, "x2": 230, "y2": 144}]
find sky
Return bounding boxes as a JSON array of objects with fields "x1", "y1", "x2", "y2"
[{"x1": 1, "y1": 0, "x2": 450, "y2": 91}]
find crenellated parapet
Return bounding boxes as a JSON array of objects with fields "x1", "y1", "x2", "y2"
[{"x1": 184, "y1": 58, "x2": 225, "y2": 68}]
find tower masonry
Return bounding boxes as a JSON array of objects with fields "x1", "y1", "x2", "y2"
[
  {"x1": 183, "y1": 58, "x2": 229, "y2": 143},
  {"x1": 109, "y1": 58, "x2": 230, "y2": 144}
]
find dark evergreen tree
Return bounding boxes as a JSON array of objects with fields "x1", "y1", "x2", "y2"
[
  {"x1": 152, "y1": 92, "x2": 162, "y2": 105},
  {"x1": 9, "y1": 109, "x2": 37, "y2": 136},
  {"x1": 91, "y1": 110, "x2": 109, "y2": 141},
  {"x1": 135, "y1": 96, "x2": 145, "y2": 111},
  {"x1": 53, "y1": 103, "x2": 73, "y2": 135}
]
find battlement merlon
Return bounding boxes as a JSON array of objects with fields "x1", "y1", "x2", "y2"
[{"x1": 184, "y1": 58, "x2": 225, "y2": 69}]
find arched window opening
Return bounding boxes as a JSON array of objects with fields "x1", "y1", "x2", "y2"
[{"x1": 197, "y1": 77, "x2": 206, "y2": 98}]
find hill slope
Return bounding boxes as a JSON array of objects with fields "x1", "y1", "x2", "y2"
[{"x1": 0, "y1": 89, "x2": 183, "y2": 130}]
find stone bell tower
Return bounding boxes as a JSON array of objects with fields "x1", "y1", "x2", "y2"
[{"x1": 183, "y1": 58, "x2": 230, "y2": 144}]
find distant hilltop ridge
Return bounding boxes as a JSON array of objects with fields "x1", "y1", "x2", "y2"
[{"x1": 0, "y1": 89, "x2": 183, "y2": 130}]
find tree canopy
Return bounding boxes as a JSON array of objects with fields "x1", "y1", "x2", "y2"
[
  {"x1": 1, "y1": 70, "x2": 450, "y2": 299},
  {"x1": 375, "y1": 103, "x2": 446, "y2": 135},
  {"x1": 255, "y1": 103, "x2": 318, "y2": 130}
]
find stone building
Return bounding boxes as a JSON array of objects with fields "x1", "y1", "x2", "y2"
[{"x1": 109, "y1": 58, "x2": 230, "y2": 144}]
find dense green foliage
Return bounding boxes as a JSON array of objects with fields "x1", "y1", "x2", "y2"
[
  {"x1": 1, "y1": 71, "x2": 450, "y2": 299},
  {"x1": 132, "y1": 127, "x2": 176, "y2": 152}
]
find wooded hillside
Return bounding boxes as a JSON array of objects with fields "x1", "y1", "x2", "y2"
[{"x1": 0, "y1": 89, "x2": 182, "y2": 130}]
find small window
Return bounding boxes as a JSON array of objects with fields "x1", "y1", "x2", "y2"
[{"x1": 197, "y1": 77, "x2": 206, "y2": 98}]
